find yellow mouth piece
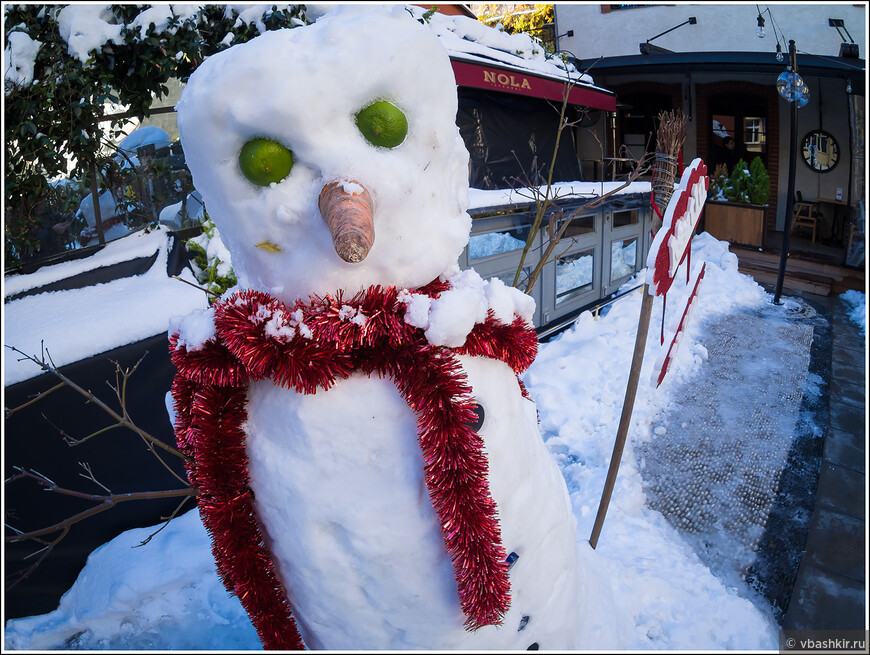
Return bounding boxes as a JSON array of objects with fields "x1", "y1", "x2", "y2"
[{"x1": 255, "y1": 240, "x2": 282, "y2": 253}]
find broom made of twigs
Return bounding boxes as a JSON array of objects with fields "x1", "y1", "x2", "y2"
[{"x1": 652, "y1": 109, "x2": 687, "y2": 232}]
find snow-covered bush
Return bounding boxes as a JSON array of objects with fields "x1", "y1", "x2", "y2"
[
  {"x1": 185, "y1": 212, "x2": 236, "y2": 298},
  {"x1": 5, "y1": 4, "x2": 312, "y2": 266}
]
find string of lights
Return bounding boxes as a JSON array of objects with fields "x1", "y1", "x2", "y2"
[{"x1": 756, "y1": 4, "x2": 787, "y2": 60}]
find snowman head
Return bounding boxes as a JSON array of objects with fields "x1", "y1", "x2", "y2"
[{"x1": 177, "y1": 5, "x2": 471, "y2": 303}]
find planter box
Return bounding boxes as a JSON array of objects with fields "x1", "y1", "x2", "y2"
[{"x1": 703, "y1": 200, "x2": 766, "y2": 248}]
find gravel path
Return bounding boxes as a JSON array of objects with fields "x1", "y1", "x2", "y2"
[{"x1": 637, "y1": 297, "x2": 830, "y2": 621}]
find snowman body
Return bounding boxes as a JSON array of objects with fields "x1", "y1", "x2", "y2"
[
  {"x1": 174, "y1": 5, "x2": 593, "y2": 649},
  {"x1": 244, "y1": 355, "x2": 582, "y2": 650}
]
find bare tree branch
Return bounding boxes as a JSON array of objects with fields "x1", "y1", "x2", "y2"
[
  {"x1": 4, "y1": 343, "x2": 198, "y2": 587},
  {"x1": 521, "y1": 152, "x2": 654, "y2": 293},
  {"x1": 172, "y1": 274, "x2": 221, "y2": 298},
  {"x1": 134, "y1": 494, "x2": 195, "y2": 548},
  {"x1": 5, "y1": 344, "x2": 186, "y2": 462},
  {"x1": 4, "y1": 381, "x2": 66, "y2": 419},
  {"x1": 5, "y1": 467, "x2": 195, "y2": 589},
  {"x1": 505, "y1": 63, "x2": 655, "y2": 295}
]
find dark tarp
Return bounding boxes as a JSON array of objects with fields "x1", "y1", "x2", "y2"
[
  {"x1": 457, "y1": 87, "x2": 583, "y2": 190},
  {"x1": 5, "y1": 228, "x2": 191, "y2": 302},
  {"x1": 4, "y1": 233, "x2": 195, "y2": 622}
]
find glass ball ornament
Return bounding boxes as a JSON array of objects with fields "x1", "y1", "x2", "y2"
[{"x1": 776, "y1": 69, "x2": 809, "y2": 105}]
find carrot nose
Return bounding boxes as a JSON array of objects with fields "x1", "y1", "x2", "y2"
[{"x1": 318, "y1": 179, "x2": 374, "y2": 263}]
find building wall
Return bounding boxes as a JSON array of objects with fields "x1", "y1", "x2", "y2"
[
  {"x1": 556, "y1": 4, "x2": 865, "y2": 60},
  {"x1": 556, "y1": 4, "x2": 864, "y2": 234}
]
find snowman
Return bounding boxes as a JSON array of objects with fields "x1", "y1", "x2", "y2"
[{"x1": 170, "y1": 6, "x2": 590, "y2": 650}]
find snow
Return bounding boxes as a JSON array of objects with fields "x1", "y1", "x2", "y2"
[
  {"x1": 4, "y1": 30, "x2": 41, "y2": 89},
  {"x1": 469, "y1": 180, "x2": 651, "y2": 211},
  {"x1": 56, "y1": 5, "x2": 124, "y2": 65},
  {"x1": 4, "y1": 232, "x2": 789, "y2": 651},
  {"x1": 129, "y1": 5, "x2": 182, "y2": 37},
  {"x1": 841, "y1": 289, "x2": 866, "y2": 334},
  {"x1": 2, "y1": 510, "x2": 260, "y2": 651},
  {"x1": 409, "y1": 5, "x2": 600, "y2": 90},
  {"x1": 3, "y1": 227, "x2": 209, "y2": 386},
  {"x1": 395, "y1": 267, "x2": 535, "y2": 347}
]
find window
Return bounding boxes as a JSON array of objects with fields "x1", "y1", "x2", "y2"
[
  {"x1": 612, "y1": 209, "x2": 639, "y2": 229},
  {"x1": 556, "y1": 213, "x2": 596, "y2": 239},
  {"x1": 610, "y1": 238, "x2": 637, "y2": 282},
  {"x1": 709, "y1": 94, "x2": 768, "y2": 173},
  {"x1": 556, "y1": 249, "x2": 594, "y2": 303},
  {"x1": 494, "y1": 267, "x2": 530, "y2": 290},
  {"x1": 743, "y1": 117, "x2": 767, "y2": 154},
  {"x1": 468, "y1": 219, "x2": 531, "y2": 261}
]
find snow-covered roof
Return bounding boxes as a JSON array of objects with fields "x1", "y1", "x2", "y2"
[
  {"x1": 468, "y1": 181, "x2": 651, "y2": 213},
  {"x1": 413, "y1": 6, "x2": 603, "y2": 91}
]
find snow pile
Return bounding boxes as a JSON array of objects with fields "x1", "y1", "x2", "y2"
[
  {"x1": 840, "y1": 290, "x2": 866, "y2": 334},
  {"x1": 56, "y1": 5, "x2": 124, "y2": 64},
  {"x1": 4, "y1": 232, "x2": 784, "y2": 650},
  {"x1": 3, "y1": 510, "x2": 259, "y2": 651},
  {"x1": 3, "y1": 227, "x2": 209, "y2": 386},
  {"x1": 4, "y1": 30, "x2": 41, "y2": 88}
]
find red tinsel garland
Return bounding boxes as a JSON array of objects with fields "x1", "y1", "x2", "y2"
[{"x1": 170, "y1": 280, "x2": 538, "y2": 650}]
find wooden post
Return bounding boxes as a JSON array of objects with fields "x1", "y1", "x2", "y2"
[{"x1": 589, "y1": 285, "x2": 654, "y2": 549}]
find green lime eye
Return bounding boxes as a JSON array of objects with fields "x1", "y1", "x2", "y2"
[
  {"x1": 355, "y1": 100, "x2": 408, "y2": 149},
  {"x1": 239, "y1": 138, "x2": 294, "y2": 186}
]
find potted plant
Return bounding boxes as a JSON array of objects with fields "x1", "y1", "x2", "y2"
[{"x1": 704, "y1": 156, "x2": 770, "y2": 248}]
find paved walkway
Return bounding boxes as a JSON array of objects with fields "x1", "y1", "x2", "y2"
[
  {"x1": 638, "y1": 291, "x2": 866, "y2": 630},
  {"x1": 781, "y1": 294, "x2": 867, "y2": 631}
]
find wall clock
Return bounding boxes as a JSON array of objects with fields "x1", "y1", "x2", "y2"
[{"x1": 801, "y1": 130, "x2": 840, "y2": 172}]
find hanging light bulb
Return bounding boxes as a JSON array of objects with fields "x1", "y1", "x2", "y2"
[
  {"x1": 756, "y1": 15, "x2": 766, "y2": 38},
  {"x1": 846, "y1": 78, "x2": 853, "y2": 94},
  {"x1": 776, "y1": 43, "x2": 784, "y2": 62}
]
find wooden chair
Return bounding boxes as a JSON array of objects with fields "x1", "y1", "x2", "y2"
[{"x1": 791, "y1": 192, "x2": 823, "y2": 243}]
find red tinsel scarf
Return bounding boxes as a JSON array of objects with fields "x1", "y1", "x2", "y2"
[{"x1": 169, "y1": 279, "x2": 539, "y2": 650}]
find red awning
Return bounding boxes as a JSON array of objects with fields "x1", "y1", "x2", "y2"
[{"x1": 451, "y1": 58, "x2": 616, "y2": 111}]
